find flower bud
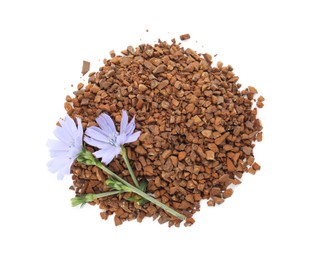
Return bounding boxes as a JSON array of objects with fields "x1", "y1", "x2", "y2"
[
  {"x1": 77, "y1": 149, "x2": 97, "y2": 166},
  {"x1": 71, "y1": 196, "x2": 86, "y2": 207}
]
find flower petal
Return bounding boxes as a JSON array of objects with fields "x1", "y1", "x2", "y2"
[
  {"x1": 75, "y1": 117, "x2": 84, "y2": 140},
  {"x1": 47, "y1": 139, "x2": 68, "y2": 151},
  {"x1": 74, "y1": 141, "x2": 83, "y2": 154},
  {"x1": 96, "y1": 113, "x2": 116, "y2": 133},
  {"x1": 47, "y1": 156, "x2": 71, "y2": 173},
  {"x1": 63, "y1": 115, "x2": 78, "y2": 136},
  {"x1": 85, "y1": 126, "x2": 110, "y2": 142},
  {"x1": 57, "y1": 116, "x2": 77, "y2": 143},
  {"x1": 50, "y1": 149, "x2": 68, "y2": 158},
  {"x1": 125, "y1": 115, "x2": 136, "y2": 136},
  {"x1": 53, "y1": 126, "x2": 72, "y2": 144},
  {"x1": 93, "y1": 146, "x2": 121, "y2": 165},
  {"x1": 116, "y1": 133, "x2": 126, "y2": 146},
  {"x1": 76, "y1": 117, "x2": 83, "y2": 134},
  {"x1": 84, "y1": 136, "x2": 113, "y2": 150},
  {"x1": 125, "y1": 131, "x2": 141, "y2": 143},
  {"x1": 120, "y1": 110, "x2": 128, "y2": 135},
  {"x1": 68, "y1": 147, "x2": 82, "y2": 159},
  {"x1": 56, "y1": 162, "x2": 72, "y2": 180}
]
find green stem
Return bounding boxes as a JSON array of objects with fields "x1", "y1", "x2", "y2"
[
  {"x1": 77, "y1": 148, "x2": 185, "y2": 220},
  {"x1": 120, "y1": 145, "x2": 140, "y2": 188},
  {"x1": 92, "y1": 190, "x2": 123, "y2": 199},
  {"x1": 96, "y1": 161, "x2": 185, "y2": 221},
  {"x1": 71, "y1": 190, "x2": 123, "y2": 207}
]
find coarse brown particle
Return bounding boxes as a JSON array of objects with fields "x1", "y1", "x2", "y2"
[
  {"x1": 223, "y1": 188, "x2": 234, "y2": 199},
  {"x1": 109, "y1": 50, "x2": 116, "y2": 58},
  {"x1": 81, "y1": 60, "x2": 90, "y2": 76},
  {"x1": 252, "y1": 162, "x2": 261, "y2": 171},
  {"x1": 180, "y1": 34, "x2": 191, "y2": 41}
]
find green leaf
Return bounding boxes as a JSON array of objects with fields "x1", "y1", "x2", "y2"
[
  {"x1": 139, "y1": 178, "x2": 148, "y2": 192},
  {"x1": 137, "y1": 198, "x2": 148, "y2": 206},
  {"x1": 125, "y1": 197, "x2": 139, "y2": 202},
  {"x1": 125, "y1": 196, "x2": 148, "y2": 205},
  {"x1": 71, "y1": 196, "x2": 86, "y2": 207}
]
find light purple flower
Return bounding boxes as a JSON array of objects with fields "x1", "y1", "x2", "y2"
[
  {"x1": 84, "y1": 110, "x2": 141, "y2": 165},
  {"x1": 47, "y1": 115, "x2": 83, "y2": 179}
]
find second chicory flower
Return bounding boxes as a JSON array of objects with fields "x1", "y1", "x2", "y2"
[{"x1": 47, "y1": 115, "x2": 83, "y2": 179}]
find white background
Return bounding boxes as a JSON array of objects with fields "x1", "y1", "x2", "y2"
[{"x1": 0, "y1": 0, "x2": 318, "y2": 259}]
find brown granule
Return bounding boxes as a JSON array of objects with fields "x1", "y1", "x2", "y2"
[
  {"x1": 65, "y1": 39, "x2": 264, "y2": 227},
  {"x1": 180, "y1": 34, "x2": 191, "y2": 41},
  {"x1": 81, "y1": 60, "x2": 90, "y2": 76}
]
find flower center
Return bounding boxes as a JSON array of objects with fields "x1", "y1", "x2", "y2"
[{"x1": 108, "y1": 133, "x2": 119, "y2": 147}]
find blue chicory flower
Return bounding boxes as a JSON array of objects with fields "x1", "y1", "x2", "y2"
[
  {"x1": 47, "y1": 115, "x2": 83, "y2": 179},
  {"x1": 84, "y1": 110, "x2": 141, "y2": 165}
]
